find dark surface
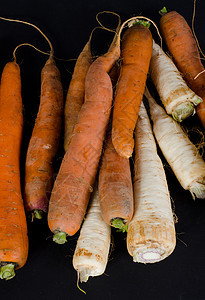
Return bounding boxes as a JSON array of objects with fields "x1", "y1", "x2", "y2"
[{"x1": 0, "y1": 0, "x2": 205, "y2": 299}]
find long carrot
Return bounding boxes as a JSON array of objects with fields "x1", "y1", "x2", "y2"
[
  {"x1": 64, "y1": 34, "x2": 93, "y2": 151},
  {"x1": 0, "y1": 17, "x2": 64, "y2": 220},
  {"x1": 0, "y1": 61, "x2": 28, "y2": 279},
  {"x1": 98, "y1": 131, "x2": 133, "y2": 231},
  {"x1": 159, "y1": 7, "x2": 205, "y2": 128},
  {"x1": 112, "y1": 21, "x2": 153, "y2": 158},
  {"x1": 48, "y1": 16, "x2": 148, "y2": 244},
  {"x1": 23, "y1": 28, "x2": 64, "y2": 220}
]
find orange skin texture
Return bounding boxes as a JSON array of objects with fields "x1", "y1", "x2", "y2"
[
  {"x1": 112, "y1": 24, "x2": 153, "y2": 158},
  {"x1": 0, "y1": 62, "x2": 28, "y2": 269},
  {"x1": 98, "y1": 133, "x2": 134, "y2": 225},
  {"x1": 24, "y1": 58, "x2": 64, "y2": 213},
  {"x1": 160, "y1": 11, "x2": 205, "y2": 128},
  {"x1": 48, "y1": 43, "x2": 120, "y2": 237},
  {"x1": 64, "y1": 41, "x2": 92, "y2": 151}
]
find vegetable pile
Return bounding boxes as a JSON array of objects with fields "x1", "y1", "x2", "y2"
[{"x1": 0, "y1": 7, "x2": 205, "y2": 290}]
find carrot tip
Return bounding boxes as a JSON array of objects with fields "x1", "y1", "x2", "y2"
[
  {"x1": 53, "y1": 230, "x2": 67, "y2": 244},
  {"x1": 111, "y1": 218, "x2": 128, "y2": 233},
  {"x1": 0, "y1": 264, "x2": 15, "y2": 280},
  {"x1": 190, "y1": 182, "x2": 205, "y2": 199}
]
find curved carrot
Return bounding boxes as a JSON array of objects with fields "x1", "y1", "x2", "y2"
[
  {"x1": 48, "y1": 38, "x2": 120, "y2": 242},
  {"x1": 0, "y1": 61, "x2": 28, "y2": 279},
  {"x1": 24, "y1": 56, "x2": 64, "y2": 218},
  {"x1": 159, "y1": 8, "x2": 205, "y2": 128},
  {"x1": 98, "y1": 132, "x2": 134, "y2": 231},
  {"x1": 11, "y1": 23, "x2": 64, "y2": 220},
  {"x1": 64, "y1": 35, "x2": 93, "y2": 151},
  {"x1": 112, "y1": 22, "x2": 153, "y2": 158}
]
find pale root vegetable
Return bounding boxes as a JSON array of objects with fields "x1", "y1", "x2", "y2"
[
  {"x1": 144, "y1": 87, "x2": 205, "y2": 199},
  {"x1": 73, "y1": 185, "x2": 111, "y2": 283},
  {"x1": 150, "y1": 40, "x2": 202, "y2": 122},
  {"x1": 127, "y1": 101, "x2": 176, "y2": 263}
]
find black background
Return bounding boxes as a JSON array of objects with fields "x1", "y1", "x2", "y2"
[{"x1": 1, "y1": 0, "x2": 205, "y2": 299}]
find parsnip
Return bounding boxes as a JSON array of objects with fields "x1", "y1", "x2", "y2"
[
  {"x1": 144, "y1": 87, "x2": 205, "y2": 199},
  {"x1": 127, "y1": 101, "x2": 176, "y2": 263},
  {"x1": 150, "y1": 40, "x2": 202, "y2": 122},
  {"x1": 73, "y1": 185, "x2": 111, "y2": 282}
]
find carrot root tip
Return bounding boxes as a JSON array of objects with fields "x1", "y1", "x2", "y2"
[
  {"x1": 111, "y1": 218, "x2": 128, "y2": 233},
  {"x1": 172, "y1": 102, "x2": 195, "y2": 122},
  {"x1": 190, "y1": 181, "x2": 205, "y2": 199},
  {"x1": 53, "y1": 231, "x2": 67, "y2": 244},
  {"x1": 31, "y1": 209, "x2": 44, "y2": 221},
  {"x1": 0, "y1": 264, "x2": 15, "y2": 280}
]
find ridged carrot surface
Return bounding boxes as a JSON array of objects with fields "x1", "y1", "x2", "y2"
[
  {"x1": 24, "y1": 57, "x2": 64, "y2": 215},
  {"x1": 112, "y1": 24, "x2": 153, "y2": 158},
  {"x1": 0, "y1": 62, "x2": 28, "y2": 270}
]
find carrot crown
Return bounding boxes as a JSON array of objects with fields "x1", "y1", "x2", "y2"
[{"x1": 159, "y1": 7, "x2": 168, "y2": 16}]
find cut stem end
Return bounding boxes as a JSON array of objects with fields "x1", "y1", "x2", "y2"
[
  {"x1": 133, "y1": 248, "x2": 166, "y2": 263},
  {"x1": 0, "y1": 264, "x2": 15, "y2": 280},
  {"x1": 172, "y1": 102, "x2": 195, "y2": 122},
  {"x1": 111, "y1": 218, "x2": 128, "y2": 233},
  {"x1": 31, "y1": 209, "x2": 44, "y2": 221},
  {"x1": 53, "y1": 231, "x2": 67, "y2": 244}
]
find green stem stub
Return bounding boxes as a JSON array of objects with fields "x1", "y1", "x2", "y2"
[
  {"x1": 159, "y1": 7, "x2": 168, "y2": 16},
  {"x1": 0, "y1": 263, "x2": 15, "y2": 280},
  {"x1": 131, "y1": 19, "x2": 151, "y2": 29},
  {"x1": 111, "y1": 218, "x2": 128, "y2": 233},
  {"x1": 31, "y1": 209, "x2": 44, "y2": 221},
  {"x1": 53, "y1": 230, "x2": 67, "y2": 244}
]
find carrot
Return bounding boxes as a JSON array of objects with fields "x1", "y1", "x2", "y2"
[
  {"x1": 127, "y1": 101, "x2": 176, "y2": 263},
  {"x1": 23, "y1": 27, "x2": 64, "y2": 220},
  {"x1": 0, "y1": 17, "x2": 64, "y2": 220},
  {"x1": 150, "y1": 40, "x2": 202, "y2": 122},
  {"x1": 48, "y1": 15, "x2": 147, "y2": 244},
  {"x1": 73, "y1": 183, "x2": 111, "y2": 284},
  {"x1": 64, "y1": 34, "x2": 93, "y2": 151},
  {"x1": 0, "y1": 61, "x2": 28, "y2": 279},
  {"x1": 159, "y1": 7, "x2": 205, "y2": 128},
  {"x1": 144, "y1": 87, "x2": 205, "y2": 199},
  {"x1": 112, "y1": 21, "x2": 153, "y2": 158},
  {"x1": 98, "y1": 131, "x2": 134, "y2": 231}
]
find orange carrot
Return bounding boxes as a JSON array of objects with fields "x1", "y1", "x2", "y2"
[
  {"x1": 159, "y1": 7, "x2": 205, "y2": 128},
  {"x1": 24, "y1": 55, "x2": 64, "y2": 219},
  {"x1": 0, "y1": 61, "x2": 28, "y2": 279},
  {"x1": 48, "y1": 39, "x2": 120, "y2": 244},
  {"x1": 48, "y1": 16, "x2": 142, "y2": 244},
  {"x1": 112, "y1": 22, "x2": 153, "y2": 158},
  {"x1": 64, "y1": 36, "x2": 93, "y2": 151},
  {"x1": 17, "y1": 26, "x2": 64, "y2": 220},
  {"x1": 98, "y1": 131, "x2": 134, "y2": 231}
]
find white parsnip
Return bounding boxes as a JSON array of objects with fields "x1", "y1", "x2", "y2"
[
  {"x1": 127, "y1": 101, "x2": 176, "y2": 263},
  {"x1": 145, "y1": 87, "x2": 205, "y2": 199},
  {"x1": 73, "y1": 185, "x2": 111, "y2": 283},
  {"x1": 150, "y1": 40, "x2": 202, "y2": 122}
]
